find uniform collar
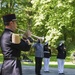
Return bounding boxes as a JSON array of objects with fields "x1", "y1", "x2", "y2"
[{"x1": 5, "y1": 28, "x2": 13, "y2": 32}]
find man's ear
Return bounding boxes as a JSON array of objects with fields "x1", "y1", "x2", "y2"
[{"x1": 9, "y1": 21, "x2": 13, "y2": 25}]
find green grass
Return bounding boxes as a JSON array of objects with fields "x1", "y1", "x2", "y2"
[
  {"x1": 22, "y1": 62, "x2": 75, "y2": 69},
  {"x1": 50, "y1": 55, "x2": 71, "y2": 62},
  {"x1": 51, "y1": 65, "x2": 75, "y2": 69},
  {"x1": 50, "y1": 65, "x2": 75, "y2": 69},
  {"x1": 0, "y1": 54, "x2": 3, "y2": 62},
  {"x1": 0, "y1": 54, "x2": 75, "y2": 69},
  {"x1": 0, "y1": 54, "x2": 71, "y2": 62}
]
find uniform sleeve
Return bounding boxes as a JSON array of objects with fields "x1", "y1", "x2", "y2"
[
  {"x1": 49, "y1": 49, "x2": 51, "y2": 57},
  {"x1": 56, "y1": 46, "x2": 61, "y2": 51},
  {"x1": 11, "y1": 39, "x2": 31, "y2": 51}
]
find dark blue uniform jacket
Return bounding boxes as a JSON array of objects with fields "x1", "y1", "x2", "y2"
[
  {"x1": 57, "y1": 44, "x2": 66, "y2": 59},
  {"x1": 0, "y1": 28, "x2": 31, "y2": 75}
]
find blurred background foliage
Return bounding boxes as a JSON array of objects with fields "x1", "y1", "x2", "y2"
[{"x1": 0, "y1": 0, "x2": 75, "y2": 56}]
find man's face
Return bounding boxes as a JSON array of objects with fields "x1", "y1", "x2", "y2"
[{"x1": 11, "y1": 20, "x2": 17, "y2": 32}]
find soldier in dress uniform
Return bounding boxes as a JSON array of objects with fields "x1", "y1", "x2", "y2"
[
  {"x1": 43, "y1": 42, "x2": 51, "y2": 72},
  {"x1": 0, "y1": 14, "x2": 33, "y2": 75},
  {"x1": 56, "y1": 41, "x2": 66, "y2": 75}
]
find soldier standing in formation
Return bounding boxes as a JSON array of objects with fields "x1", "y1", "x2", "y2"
[
  {"x1": 56, "y1": 41, "x2": 66, "y2": 75},
  {"x1": 43, "y1": 42, "x2": 51, "y2": 72}
]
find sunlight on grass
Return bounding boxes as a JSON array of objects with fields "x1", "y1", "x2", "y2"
[{"x1": 0, "y1": 54, "x2": 75, "y2": 69}]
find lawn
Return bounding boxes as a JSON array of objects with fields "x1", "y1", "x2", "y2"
[
  {"x1": 22, "y1": 55, "x2": 75, "y2": 69},
  {"x1": 0, "y1": 54, "x2": 75, "y2": 69}
]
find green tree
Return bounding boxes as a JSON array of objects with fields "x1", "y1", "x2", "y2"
[
  {"x1": 31, "y1": 0, "x2": 75, "y2": 48},
  {"x1": 0, "y1": 0, "x2": 75, "y2": 54}
]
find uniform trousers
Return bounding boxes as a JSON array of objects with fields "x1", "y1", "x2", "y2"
[
  {"x1": 35, "y1": 57, "x2": 42, "y2": 75},
  {"x1": 57, "y1": 59, "x2": 65, "y2": 73},
  {"x1": 43, "y1": 58, "x2": 50, "y2": 71},
  {"x1": 1, "y1": 59, "x2": 22, "y2": 75}
]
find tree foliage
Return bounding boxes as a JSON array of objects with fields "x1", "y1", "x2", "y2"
[
  {"x1": 31, "y1": 0, "x2": 75, "y2": 48},
  {"x1": 0, "y1": 0, "x2": 75, "y2": 50}
]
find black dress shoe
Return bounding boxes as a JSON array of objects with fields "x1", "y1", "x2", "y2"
[
  {"x1": 36, "y1": 74, "x2": 41, "y2": 75},
  {"x1": 61, "y1": 73, "x2": 65, "y2": 75},
  {"x1": 59, "y1": 73, "x2": 62, "y2": 75},
  {"x1": 59, "y1": 73, "x2": 65, "y2": 75},
  {"x1": 44, "y1": 71, "x2": 50, "y2": 73}
]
